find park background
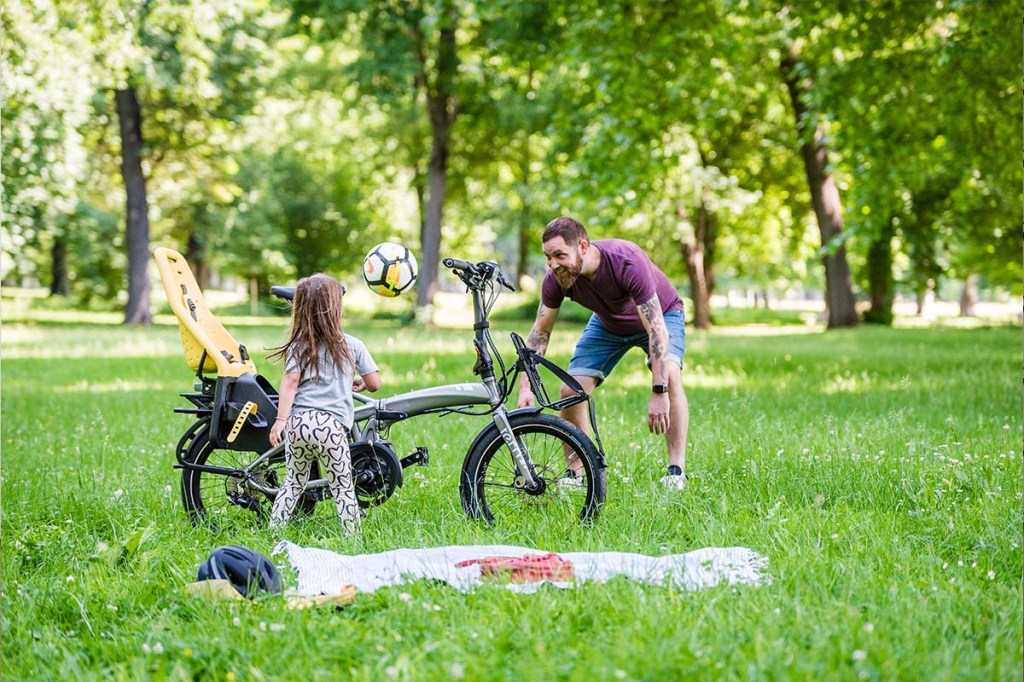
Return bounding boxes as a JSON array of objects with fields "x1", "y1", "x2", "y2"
[{"x1": 2, "y1": 0, "x2": 1022, "y2": 680}]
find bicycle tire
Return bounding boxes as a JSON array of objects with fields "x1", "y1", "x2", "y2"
[
  {"x1": 460, "y1": 412, "x2": 606, "y2": 524},
  {"x1": 180, "y1": 420, "x2": 316, "y2": 528}
]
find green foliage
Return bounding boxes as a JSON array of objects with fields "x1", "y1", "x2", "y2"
[
  {"x1": 2, "y1": 0, "x2": 1020, "y2": 313},
  {"x1": 1, "y1": 319, "x2": 1021, "y2": 678}
]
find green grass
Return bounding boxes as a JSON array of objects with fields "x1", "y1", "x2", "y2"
[{"x1": 2, "y1": 317, "x2": 1021, "y2": 680}]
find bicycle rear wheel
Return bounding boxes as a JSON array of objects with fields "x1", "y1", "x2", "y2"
[
  {"x1": 460, "y1": 412, "x2": 606, "y2": 525},
  {"x1": 180, "y1": 420, "x2": 316, "y2": 529}
]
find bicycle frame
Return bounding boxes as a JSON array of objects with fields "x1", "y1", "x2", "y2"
[{"x1": 173, "y1": 257, "x2": 606, "y2": 503}]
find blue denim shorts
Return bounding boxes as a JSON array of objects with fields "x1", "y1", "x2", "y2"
[{"x1": 568, "y1": 310, "x2": 685, "y2": 383}]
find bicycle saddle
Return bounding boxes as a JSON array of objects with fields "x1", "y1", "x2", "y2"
[
  {"x1": 271, "y1": 283, "x2": 347, "y2": 302},
  {"x1": 270, "y1": 286, "x2": 294, "y2": 301}
]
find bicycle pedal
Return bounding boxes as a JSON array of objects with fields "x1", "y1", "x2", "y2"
[{"x1": 400, "y1": 447, "x2": 429, "y2": 469}]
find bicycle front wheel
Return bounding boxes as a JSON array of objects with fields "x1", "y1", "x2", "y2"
[{"x1": 460, "y1": 412, "x2": 606, "y2": 525}]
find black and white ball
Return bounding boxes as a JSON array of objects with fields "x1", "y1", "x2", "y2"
[{"x1": 362, "y1": 242, "x2": 418, "y2": 298}]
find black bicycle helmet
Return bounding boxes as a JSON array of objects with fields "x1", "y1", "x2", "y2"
[{"x1": 196, "y1": 545, "x2": 283, "y2": 598}]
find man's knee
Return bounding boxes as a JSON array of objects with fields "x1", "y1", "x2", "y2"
[{"x1": 561, "y1": 375, "x2": 597, "y2": 399}]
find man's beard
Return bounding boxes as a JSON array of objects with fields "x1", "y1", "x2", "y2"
[{"x1": 553, "y1": 256, "x2": 583, "y2": 289}]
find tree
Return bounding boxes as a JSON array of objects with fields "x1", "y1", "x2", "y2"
[
  {"x1": 286, "y1": 0, "x2": 471, "y2": 318},
  {"x1": 779, "y1": 48, "x2": 858, "y2": 329},
  {"x1": 115, "y1": 85, "x2": 152, "y2": 323},
  {"x1": 1, "y1": 0, "x2": 95, "y2": 293}
]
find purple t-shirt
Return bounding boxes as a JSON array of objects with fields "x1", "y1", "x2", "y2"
[{"x1": 541, "y1": 239, "x2": 683, "y2": 336}]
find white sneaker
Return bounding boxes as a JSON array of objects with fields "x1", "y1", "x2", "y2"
[
  {"x1": 659, "y1": 473, "x2": 687, "y2": 491},
  {"x1": 558, "y1": 474, "x2": 585, "y2": 490}
]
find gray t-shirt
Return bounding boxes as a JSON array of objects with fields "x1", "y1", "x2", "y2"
[{"x1": 285, "y1": 334, "x2": 378, "y2": 429}]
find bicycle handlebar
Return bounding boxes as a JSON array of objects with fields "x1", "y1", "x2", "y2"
[
  {"x1": 443, "y1": 258, "x2": 478, "y2": 274},
  {"x1": 444, "y1": 257, "x2": 515, "y2": 292}
]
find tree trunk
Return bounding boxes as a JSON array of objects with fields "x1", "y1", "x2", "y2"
[
  {"x1": 679, "y1": 201, "x2": 716, "y2": 330},
  {"x1": 959, "y1": 274, "x2": 978, "y2": 317},
  {"x1": 116, "y1": 86, "x2": 152, "y2": 325},
  {"x1": 413, "y1": 164, "x2": 427, "y2": 249},
  {"x1": 516, "y1": 62, "x2": 535, "y2": 290},
  {"x1": 516, "y1": 129, "x2": 532, "y2": 289},
  {"x1": 781, "y1": 51, "x2": 858, "y2": 329},
  {"x1": 49, "y1": 238, "x2": 69, "y2": 297},
  {"x1": 917, "y1": 278, "x2": 937, "y2": 320},
  {"x1": 250, "y1": 276, "x2": 259, "y2": 316},
  {"x1": 414, "y1": 3, "x2": 458, "y2": 319},
  {"x1": 863, "y1": 219, "x2": 894, "y2": 325},
  {"x1": 185, "y1": 231, "x2": 208, "y2": 291}
]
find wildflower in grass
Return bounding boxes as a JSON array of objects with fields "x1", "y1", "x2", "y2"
[
  {"x1": 270, "y1": 623, "x2": 285, "y2": 632},
  {"x1": 183, "y1": 648, "x2": 193, "y2": 657},
  {"x1": 398, "y1": 592, "x2": 412, "y2": 602},
  {"x1": 450, "y1": 663, "x2": 465, "y2": 679},
  {"x1": 852, "y1": 650, "x2": 867, "y2": 662},
  {"x1": 66, "y1": 575, "x2": 75, "y2": 582},
  {"x1": 863, "y1": 623, "x2": 874, "y2": 634},
  {"x1": 232, "y1": 617, "x2": 241, "y2": 627},
  {"x1": 987, "y1": 570, "x2": 995, "y2": 580},
  {"x1": 113, "y1": 489, "x2": 124, "y2": 499}
]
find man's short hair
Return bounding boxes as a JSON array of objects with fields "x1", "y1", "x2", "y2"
[{"x1": 543, "y1": 217, "x2": 589, "y2": 246}]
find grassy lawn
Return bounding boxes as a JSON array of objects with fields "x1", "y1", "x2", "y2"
[{"x1": 1, "y1": 315, "x2": 1021, "y2": 680}]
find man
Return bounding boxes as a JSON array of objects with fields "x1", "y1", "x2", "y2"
[{"x1": 517, "y1": 216, "x2": 689, "y2": 489}]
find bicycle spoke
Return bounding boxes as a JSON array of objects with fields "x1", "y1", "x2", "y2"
[{"x1": 469, "y1": 415, "x2": 603, "y2": 525}]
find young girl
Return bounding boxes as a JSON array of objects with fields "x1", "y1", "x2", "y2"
[{"x1": 268, "y1": 274, "x2": 380, "y2": 533}]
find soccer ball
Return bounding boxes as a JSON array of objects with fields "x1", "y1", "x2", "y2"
[{"x1": 362, "y1": 242, "x2": 418, "y2": 298}]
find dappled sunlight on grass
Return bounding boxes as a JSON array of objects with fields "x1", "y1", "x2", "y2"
[
  {"x1": 2, "y1": 325, "x2": 185, "y2": 359},
  {"x1": 708, "y1": 324, "x2": 824, "y2": 336},
  {"x1": 618, "y1": 363, "x2": 748, "y2": 391},
  {"x1": 820, "y1": 371, "x2": 881, "y2": 395},
  {"x1": 53, "y1": 379, "x2": 177, "y2": 394}
]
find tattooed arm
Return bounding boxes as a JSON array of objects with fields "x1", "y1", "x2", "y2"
[
  {"x1": 517, "y1": 302, "x2": 560, "y2": 407},
  {"x1": 637, "y1": 295, "x2": 671, "y2": 434}
]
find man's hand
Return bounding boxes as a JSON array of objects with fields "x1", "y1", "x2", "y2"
[
  {"x1": 518, "y1": 302, "x2": 559, "y2": 408},
  {"x1": 647, "y1": 393, "x2": 670, "y2": 434},
  {"x1": 517, "y1": 376, "x2": 535, "y2": 408}
]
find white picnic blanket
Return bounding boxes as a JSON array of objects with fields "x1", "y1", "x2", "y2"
[{"x1": 273, "y1": 541, "x2": 769, "y2": 595}]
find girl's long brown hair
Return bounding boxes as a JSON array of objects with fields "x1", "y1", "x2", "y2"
[{"x1": 268, "y1": 274, "x2": 353, "y2": 380}]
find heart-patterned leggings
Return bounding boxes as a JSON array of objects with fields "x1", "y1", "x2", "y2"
[{"x1": 269, "y1": 409, "x2": 360, "y2": 534}]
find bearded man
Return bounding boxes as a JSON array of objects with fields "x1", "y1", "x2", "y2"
[{"x1": 517, "y1": 216, "x2": 690, "y2": 490}]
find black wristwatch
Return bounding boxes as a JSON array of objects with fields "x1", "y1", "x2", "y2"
[{"x1": 652, "y1": 384, "x2": 669, "y2": 394}]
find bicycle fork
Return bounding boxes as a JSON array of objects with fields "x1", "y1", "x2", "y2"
[{"x1": 490, "y1": 407, "x2": 540, "y2": 490}]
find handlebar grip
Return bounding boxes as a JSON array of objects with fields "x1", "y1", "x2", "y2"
[{"x1": 443, "y1": 258, "x2": 476, "y2": 272}]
